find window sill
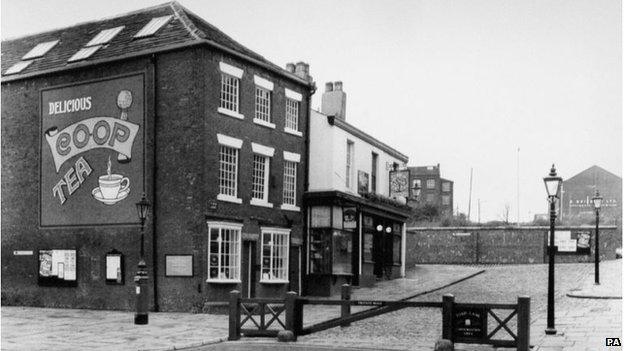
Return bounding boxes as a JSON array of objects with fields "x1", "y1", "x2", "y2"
[
  {"x1": 206, "y1": 279, "x2": 242, "y2": 284},
  {"x1": 250, "y1": 199, "x2": 273, "y2": 208},
  {"x1": 280, "y1": 204, "x2": 300, "y2": 212},
  {"x1": 217, "y1": 194, "x2": 243, "y2": 204},
  {"x1": 284, "y1": 128, "x2": 302, "y2": 137},
  {"x1": 259, "y1": 279, "x2": 289, "y2": 284},
  {"x1": 218, "y1": 107, "x2": 245, "y2": 120},
  {"x1": 253, "y1": 118, "x2": 276, "y2": 129}
]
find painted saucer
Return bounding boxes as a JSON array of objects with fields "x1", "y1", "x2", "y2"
[{"x1": 92, "y1": 187, "x2": 130, "y2": 205}]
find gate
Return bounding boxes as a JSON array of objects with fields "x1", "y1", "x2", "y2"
[{"x1": 228, "y1": 286, "x2": 530, "y2": 351}]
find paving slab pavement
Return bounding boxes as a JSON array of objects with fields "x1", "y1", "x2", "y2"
[{"x1": 1, "y1": 264, "x2": 483, "y2": 351}]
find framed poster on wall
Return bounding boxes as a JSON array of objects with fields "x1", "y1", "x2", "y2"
[
  {"x1": 38, "y1": 249, "x2": 77, "y2": 287},
  {"x1": 105, "y1": 250, "x2": 124, "y2": 285}
]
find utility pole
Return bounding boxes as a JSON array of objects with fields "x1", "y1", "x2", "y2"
[
  {"x1": 478, "y1": 199, "x2": 481, "y2": 224},
  {"x1": 517, "y1": 147, "x2": 520, "y2": 227},
  {"x1": 467, "y1": 168, "x2": 473, "y2": 221}
]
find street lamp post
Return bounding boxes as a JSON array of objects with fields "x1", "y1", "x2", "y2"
[
  {"x1": 592, "y1": 190, "x2": 603, "y2": 285},
  {"x1": 543, "y1": 164, "x2": 562, "y2": 335},
  {"x1": 134, "y1": 193, "x2": 151, "y2": 325}
]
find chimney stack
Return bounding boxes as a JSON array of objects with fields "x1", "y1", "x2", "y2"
[
  {"x1": 321, "y1": 80, "x2": 347, "y2": 120},
  {"x1": 294, "y1": 61, "x2": 313, "y2": 82}
]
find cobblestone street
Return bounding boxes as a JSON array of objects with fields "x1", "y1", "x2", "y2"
[{"x1": 295, "y1": 260, "x2": 622, "y2": 350}]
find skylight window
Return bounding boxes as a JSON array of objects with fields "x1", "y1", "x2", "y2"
[
  {"x1": 68, "y1": 45, "x2": 102, "y2": 62},
  {"x1": 4, "y1": 61, "x2": 33, "y2": 75},
  {"x1": 134, "y1": 15, "x2": 173, "y2": 38},
  {"x1": 22, "y1": 40, "x2": 59, "y2": 60},
  {"x1": 86, "y1": 26, "x2": 124, "y2": 47}
]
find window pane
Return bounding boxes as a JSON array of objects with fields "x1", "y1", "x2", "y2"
[{"x1": 332, "y1": 230, "x2": 352, "y2": 274}]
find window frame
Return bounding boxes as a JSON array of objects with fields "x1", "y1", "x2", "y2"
[
  {"x1": 260, "y1": 227, "x2": 291, "y2": 283},
  {"x1": 281, "y1": 152, "x2": 300, "y2": 211},
  {"x1": 284, "y1": 88, "x2": 302, "y2": 136},
  {"x1": 218, "y1": 62, "x2": 245, "y2": 119},
  {"x1": 426, "y1": 179, "x2": 436, "y2": 189},
  {"x1": 217, "y1": 134, "x2": 243, "y2": 204},
  {"x1": 206, "y1": 221, "x2": 243, "y2": 283}
]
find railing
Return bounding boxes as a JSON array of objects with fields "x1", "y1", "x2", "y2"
[{"x1": 228, "y1": 287, "x2": 530, "y2": 351}]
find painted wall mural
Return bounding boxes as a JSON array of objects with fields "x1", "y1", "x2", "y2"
[{"x1": 40, "y1": 74, "x2": 144, "y2": 226}]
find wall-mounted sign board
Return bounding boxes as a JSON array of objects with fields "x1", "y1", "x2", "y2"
[
  {"x1": 105, "y1": 250, "x2": 124, "y2": 285},
  {"x1": 39, "y1": 249, "x2": 77, "y2": 287},
  {"x1": 165, "y1": 255, "x2": 193, "y2": 277}
]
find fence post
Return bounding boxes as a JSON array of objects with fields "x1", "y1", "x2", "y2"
[
  {"x1": 228, "y1": 290, "x2": 241, "y2": 341},
  {"x1": 442, "y1": 294, "x2": 455, "y2": 341},
  {"x1": 341, "y1": 284, "x2": 351, "y2": 327},
  {"x1": 285, "y1": 291, "x2": 298, "y2": 341},
  {"x1": 517, "y1": 296, "x2": 530, "y2": 351}
]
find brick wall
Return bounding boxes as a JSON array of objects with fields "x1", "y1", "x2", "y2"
[
  {"x1": 1, "y1": 46, "x2": 310, "y2": 312},
  {"x1": 406, "y1": 226, "x2": 621, "y2": 265}
]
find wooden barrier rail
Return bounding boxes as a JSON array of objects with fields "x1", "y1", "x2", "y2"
[{"x1": 228, "y1": 287, "x2": 530, "y2": 351}]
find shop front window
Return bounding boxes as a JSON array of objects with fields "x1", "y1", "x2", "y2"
[
  {"x1": 332, "y1": 230, "x2": 352, "y2": 274},
  {"x1": 261, "y1": 228, "x2": 289, "y2": 282},
  {"x1": 207, "y1": 222, "x2": 242, "y2": 282},
  {"x1": 308, "y1": 206, "x2": 355, "y2": 275}
]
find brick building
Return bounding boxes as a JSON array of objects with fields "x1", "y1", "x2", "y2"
[
  {"x1": 305, "y1": 82, "x2": 410, "y2": 295},
  {"x1": 1, "y1": 2, "x2": 314, "y2": 312},
  {"x1": 407, "y1": 164, "x2": 454, "y2": 217},
  {"x1": 560, "y1": 165, "x2": 622, "y2": 225}
]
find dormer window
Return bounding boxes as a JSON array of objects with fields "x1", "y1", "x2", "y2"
[
  {"x1": 134, "y1": 15, "x2": 173, "y2": 38},
  {"x1": 22, "y1": 40, "x2": 59, "y2": 60}
]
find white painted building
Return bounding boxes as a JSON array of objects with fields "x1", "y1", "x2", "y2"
[{"x1": 303, "y1": 81, "x2": 411, "y2": 296}]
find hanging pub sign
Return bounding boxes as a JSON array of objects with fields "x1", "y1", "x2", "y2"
[
  {"x1": 40, "y1": 74, "x2": 145, "y2": 227},
  {"x1": 389, "y1": 169, "x2": 409, "y2": 199}
]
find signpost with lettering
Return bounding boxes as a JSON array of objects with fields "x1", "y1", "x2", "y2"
[{"x1": 40, "y1": 74, "x2": 145, "y2": 227}]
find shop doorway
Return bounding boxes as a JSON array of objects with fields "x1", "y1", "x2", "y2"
[{"x1": 242, "y1": 241, "x2": 257, "y2": 298}]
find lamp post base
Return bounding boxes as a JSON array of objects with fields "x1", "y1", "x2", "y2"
[
  {"x1": 545, "y1": 327, "x2": 557, "y2": 335},
  {"x1": 134, "y1": 313, "x2": 148, "y2": 325}
]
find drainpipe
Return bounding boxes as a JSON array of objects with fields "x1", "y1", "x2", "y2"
[
  {"x1": 150, "y1": 54, "x2": 159, "y2": 312},
  {"x1": 302, "y1": 82, "x2": 316, "y2": 295}
]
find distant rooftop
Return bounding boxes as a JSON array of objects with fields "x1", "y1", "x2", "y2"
[{"x1": 1, "y1": 1, "x2": 309, "y2": 85}]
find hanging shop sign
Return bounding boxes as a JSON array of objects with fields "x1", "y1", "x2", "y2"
[{"x1": 40, "y1": 74, "x2": 144, "y2": 226}]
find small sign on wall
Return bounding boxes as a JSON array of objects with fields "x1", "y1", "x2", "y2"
[
  {"x1": 165, "y1": 255, "x2": 193, "y2": 277},
  {"x1": 105, "y1": 250, "x2": 124, "y2": 285},
  {"x1": 454, "y1": 306, "x2": 488, "y2": 340}
]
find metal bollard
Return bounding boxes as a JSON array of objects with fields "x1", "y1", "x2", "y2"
[{"x1": 134, "y1": 259, "x2": 149, "y2": 325}]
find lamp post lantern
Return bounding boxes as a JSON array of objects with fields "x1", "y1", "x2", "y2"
[
  {"x1": 543, "y1": 164, "x2": 562, "y2": 335},
  {"x1": 134, "y1": 193, "x2": 151, "y2": 325},
  {"x1": 592, "y1": 190, "x2": 603, "y2": 285}
]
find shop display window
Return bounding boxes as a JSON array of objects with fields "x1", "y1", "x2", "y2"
[
  {"x1": 309, "y1": 205, "x2": 355, "y2": 275},
  {"x1": 332, "y1": 230, "x2": 352, "y2": 274},
  {"x1": 207, "y1": 222, "x2": 242, "y2": 282},
  {"x1": 261, "y1": 228, "x2": 290, "y2": 282}
]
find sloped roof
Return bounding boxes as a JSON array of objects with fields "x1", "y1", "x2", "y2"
[
  {"x1": 564, "y1": 165, "x2": 622, "y2": 184},
  {"x1": 1, "y1": 2, "x2": 307, "y2": 85}
]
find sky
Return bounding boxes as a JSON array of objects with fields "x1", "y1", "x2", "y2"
[{"x1": 2, "y1": 0, "x2": 621, "y2": 222}]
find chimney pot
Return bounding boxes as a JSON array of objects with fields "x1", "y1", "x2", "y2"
[
  {"x1": 334, "y1": 81, "x2": 343, "y2": 91},
  {"x1": 295, "y1": 62, "x2": 308, "y2": 80},
  {"x1": 286, "y1": 63, "x2": 295, "y2": 73},
  {"x1": 325, "y1": 82, "x2": 334, "y2": 92}
]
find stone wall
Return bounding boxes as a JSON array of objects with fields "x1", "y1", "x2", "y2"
[{"x1": 406, "y1": 226, "x2": 621, "y2": 265}]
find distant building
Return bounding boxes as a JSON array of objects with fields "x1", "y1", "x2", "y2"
[
  {"x1": 407, "y1": 164, "x2": 454, "y2": 217},
  {"x1": 305, "y1": 82, "x2": 410, "y2": 295},
  {"x1": 560, "y1": 165, "x2": 622, "y2": 225}
]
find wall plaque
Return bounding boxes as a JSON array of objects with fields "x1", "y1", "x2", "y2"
[
  {"x1": 453, "y1": 306, "x2": 487, "y2": 340},
  {"x1": 165, "y1": 255, "x2": 193, "y2": 277}
]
